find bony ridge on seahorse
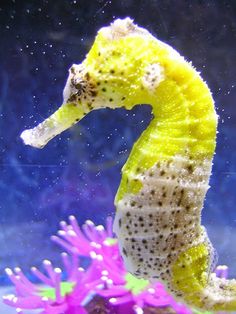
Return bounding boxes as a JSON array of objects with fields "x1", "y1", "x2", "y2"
[{"x1": 20, "y1": 18, "x2": 236, "y2": 311}]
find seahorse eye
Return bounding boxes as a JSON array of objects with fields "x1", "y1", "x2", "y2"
[
  {"x1": 72, "y1": 79, "x2": 86, "y2": 97},
  {"x1": 63, "y1": 64, "x2": 97, "y2": 107},
  {"x1": 74, "y1": 81, "x2": 83, "y2": 92}
]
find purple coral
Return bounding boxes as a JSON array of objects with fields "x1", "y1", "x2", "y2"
[
  {"x1": 3, "y1": 216, "x2": 226, "y2": 314},
  {"x1": 3, "y1": 253, "x2": 101, "y2": 314},
  {"x1": 52, "y1": 216, "x2": 191, "y2": 314}
]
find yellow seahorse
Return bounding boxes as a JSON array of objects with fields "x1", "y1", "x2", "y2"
[{"x1": 20, "y1": 18, "x2": 236, "y2": 311}]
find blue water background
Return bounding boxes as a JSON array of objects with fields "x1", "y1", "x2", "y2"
[{"x1": 0, "y1": 0, "x2": 236, "y2": 286}]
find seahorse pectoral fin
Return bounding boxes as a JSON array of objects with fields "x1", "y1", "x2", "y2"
[{"x1": 20, "y1": 102, "x2": 85, "y2": 148}]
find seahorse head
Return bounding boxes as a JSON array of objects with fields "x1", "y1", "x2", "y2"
[
  {"x1": 21, "y1": 18, "x2": 168, "y2": 148},
  {"x1": 62, "y1": 17, "x2": 166, "y2": 112}
]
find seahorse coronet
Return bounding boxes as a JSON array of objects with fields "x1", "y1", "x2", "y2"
[{"x1": 20, "y1": 18, "x2": 236, "y2": 311}]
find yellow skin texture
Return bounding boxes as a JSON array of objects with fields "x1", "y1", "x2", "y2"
[{"x1": 20, "y1": 19, "x2": 236, "y2": 311}]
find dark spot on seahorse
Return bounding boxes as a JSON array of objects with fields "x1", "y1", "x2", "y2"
[
  {"x1": 90, "y1": 90, "x2": 98, "y2": 97},
  {"x1": 150, "y1": 190, "x2": 155, "y2": 196},
  {"x1": 122, "y1": 248, "x2": 127, "y2": 256},
  {"x1": 68, "y1": 94, "x2": 77, "y2": 102},
  {"x1": 177, "y1": 200, "x2": 182, "y2": 207},
  {"x1": 158, "y1": 201, "x2": 163, "y2": 206},
  {"x1": 70, "y1": 66, "x2": 76, "y2": 74},
  {"x1": 187, "y1": 164, "x2": 194, "y2": 173},
  {"x1": 118, "y1": 219, "x2": 122, "y2": 227},
  {"x1": 110, "y1": 69, "x2": 115, "y2": 74},
  {"x1": 85, "y1": 72, "x2": 90, "y2": 80},
  {"x1": 126, "y1": 212, "x2": 131, "y2": 217},
  {"x1": 109, "y1": 98, "x2": 113, "y2": 102},
  {"x1": 186, "y1": 205, "x2": 190, "y2": 211},
  {"x1": 160, "y1": 170, "x2": 165, "y2": 176},
  {"x1": 131, "y1": 201, "x2": 136, "y2": 207},
  {"x1": 138, "y1": 216, "x2": 143, "y2": 222},
  {"x1": 102, "y1": 87, "x2": 106, "y2": 92}
]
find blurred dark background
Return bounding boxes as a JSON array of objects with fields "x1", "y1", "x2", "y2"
[{"x1": 0, "y1": 0, "x2": 236, "y2": 283}]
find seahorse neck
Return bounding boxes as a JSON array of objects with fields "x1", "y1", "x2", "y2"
[{"x1": 115, "y1": 75, "x2": 217, "y2": 203}]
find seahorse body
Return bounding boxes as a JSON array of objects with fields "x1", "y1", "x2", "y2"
[{"x1": 21, "y1": 18, "x2": 236, "y2": 311}]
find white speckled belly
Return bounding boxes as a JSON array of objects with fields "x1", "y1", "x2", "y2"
[{"x1": 114, "y1": 155, "x2": 213, "y2": 288}]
